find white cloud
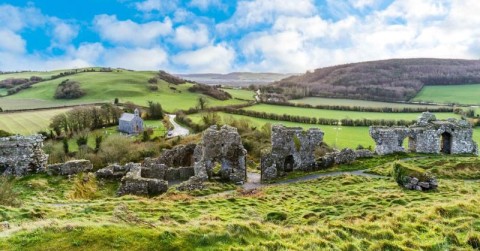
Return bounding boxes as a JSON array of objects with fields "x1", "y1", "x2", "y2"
[
  {"x1": 174, "y1": 25, "x2": 210, "y2": 48},
  {"x1": 134, "y1": 0, "x2": 178, "y2": 13},
  {"x1": 173, "y1": 44, "x2": 235, "y2": 73},
  {"x1": 189, "y1": 0, "x2": 222, "y2": 10},
  {"x1": 0, "y1": 4, "x2": 46, "y2": 31},
  {"x1": 103, "y1": 47, "x2": 168, "y2": 70},
  {"x1": 49, "y1": 18, "x2": 79, "y2": 48},
  {"x1": 93, "y1": 14, "x2": 172, "y2": 46},
  {"x1": 0, "y1": 29, "x2": 26, "y2": 53}
]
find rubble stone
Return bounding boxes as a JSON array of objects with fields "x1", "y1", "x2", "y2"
[
  {"x1": 0, "y1": 135, "x2": 48, "y2": 176},
  {"x1": 117, "y1": 163, "x2": 168, "y2": 197},
  {"x1": 47, "y1": 160, "x2": 93, "y2": 176}
]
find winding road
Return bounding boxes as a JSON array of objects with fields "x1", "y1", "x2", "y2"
[{"x1": 167, "y1": 114, "x2": 189, "y2": 138}]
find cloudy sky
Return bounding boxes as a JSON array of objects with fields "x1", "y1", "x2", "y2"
[{"x1": 0, "y1": 0, "x2": 479, "y2": 73}]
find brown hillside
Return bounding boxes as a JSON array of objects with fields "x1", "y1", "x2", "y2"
[{"x1": 272, "y1": 58, "x2": 480, "y2": 102}]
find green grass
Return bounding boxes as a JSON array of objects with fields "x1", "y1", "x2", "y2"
[
  {"x1": 0, "y1": 108, "x2": 70, "y2": 135},
  {"x1": 0, "y1": 69, "x2": 70, "y2": 81},
  {"x1": 3, "y1": 161, "x2": 480, "y2": 250},
  {"x1": 243, "y1": 104, "x2": 460, "y2": 121},
  {"x1": 291, "y1": 97, "x2": 447, "y2": 108},
  {"x1": 223, "y1": 89, "x2": 256, "y2": 100},
  {"x1": 413, "y1": 84, "x2": 480, "y2": 105},
  {"x1": 0, "y1": 88, "x2": 7, "y2": 96},
  {"x1": 0, "y1": 71, "x2": 247, "y2": 111}
]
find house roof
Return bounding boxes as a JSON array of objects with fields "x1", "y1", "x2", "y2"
[{"x1": 120, "y1": 113, "x2": 135, "y2": 122}]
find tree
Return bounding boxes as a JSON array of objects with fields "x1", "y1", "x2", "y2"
[
  {"x1": 114, "y1": 97, "x2": 119, "y2": 104},
  {"x1": 197, "y1": 97, "x2": 208, "y2": 110},
  {"x1": 0, "y1": 107, "x2": 3, "y2": 112},
  {"x1": 54, "y1": 80, "x2": 85, "y2": 99},
  {"x1": 62, "y1": 138, "x2": 69, "y2": 154},
  {"x1": 94, "y1": 135, "x2": 103, "y2": 153},
  {"x1": 147, "y1": 101, "x2": 163, "y2": 119}
]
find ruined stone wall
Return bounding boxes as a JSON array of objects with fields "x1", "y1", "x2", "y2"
[
  {"x1": 193, "y1": 125, "x2": 247, "y2": 183},
  {"x1": 0, "y1": 135, "x2": 48, "y2": 176},
  {"x1": 369, "y1": 127, "x2": 409, "y2": 155},
  {"x1": 261, "y1": 125, "x2": 323, "y2": 181}
]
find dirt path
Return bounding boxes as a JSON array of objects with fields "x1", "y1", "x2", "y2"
[{"x1": 167, "y1": 114, "x2": 189, "y2": 138}]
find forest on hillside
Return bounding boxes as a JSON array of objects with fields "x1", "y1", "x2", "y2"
[{"x1": 273, "y1": 58, "x2": 480, "y2": 102}]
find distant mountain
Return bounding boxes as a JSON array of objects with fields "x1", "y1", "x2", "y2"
[
  {"x1": 177, "y1": 72, "x2": 297, "y2": 87},
  {"x1": 272, "y1": 58, "x2": 480, "y2": 102}
]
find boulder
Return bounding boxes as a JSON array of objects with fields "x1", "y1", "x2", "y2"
[
  {"x1": 334, "y1": 148, "x2": 357, "y2": 164},
  {"x1": 392, "y1": 161, "x2": 438, "y2": 191}
]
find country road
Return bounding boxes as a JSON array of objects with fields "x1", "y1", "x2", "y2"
[{"x1": 167, "y1": 114, "x2": 189, "y2": 138}]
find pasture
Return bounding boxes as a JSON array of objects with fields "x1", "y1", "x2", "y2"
[
  {"x1": 291, "y1": 97, "x2": 447, "y2": 108},
  {"x1": 412, "y1": 84, "x2": 480, "y2": 105},
  {"x1": 0, "y1": 108, "x2": 70, "y2": 135},
  {"x1": 223, "y1": 88, "x2": 256, "y2": 100},
  {"x1": 0, "y1": 71, "x2": 247, "y2": 112},
  {"x1": 242, "y1": 104, "x2": 460, "y2": 121}
]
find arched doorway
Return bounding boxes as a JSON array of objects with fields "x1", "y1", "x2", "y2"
[
  {"x1": 441, "y1": 132, "x2": 452, "y2": 154},
  {"x1": 284, "y1": 155, "x2": 294, "y2": 172}
]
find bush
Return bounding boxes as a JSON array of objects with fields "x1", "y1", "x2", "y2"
[
  {"x1": 147, "y1": 84, "x2": 158, "y2": 91},
  {"x1": 0, "y1": 176, "x2": 21, "y2": 207},
  {"x1": 54, "y1": 79, "x2": 85, "y2": 99}
]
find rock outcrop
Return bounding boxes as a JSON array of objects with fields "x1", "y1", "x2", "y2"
[
  {"x1": 193, "y1": 125, "x2": 247, "y2": 183},
  {"x1": 370, "y1": 112, "x2": 478, "y2": 155},
  {"x1": 47, "y1": 160, "x2": 93, "y2": 176},
  {"x1": 0, "y1": 135, "x2": 48, "y2": 176},
  {"x1": 261, "y1": 125, "x2": 323, "y2": 181},
  {"x1": 392, "y1": 161, "x2": 438, "y2": 191}
]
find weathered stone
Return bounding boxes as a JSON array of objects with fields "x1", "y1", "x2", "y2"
[
  {"x1": 0, "y1": 135, "x2": 48, "y2": 176},
  {"x1": 262, "y1": 165, "x2": 278, "y2": 181},
  {"x1": 355, "y1": 149, "x2": 374, "y2": 158},
  {"x1": 47, "y1": 160, "x2": 93, "y2": 176},
  {"x1": 317, "y1": 153, "x2": 336, "y2": 169},
  {"x1": 334, "y1": 148, "x2": 356, "y2": 164},
  {"x1": 177, "y1": 176, "x2": 206, "y2": 191},
  {"x1": 157, "y1": 144, "x2": 196, "y2": 167},
  {"x1": 393, "y1": 161, "x2": 438, "y2": 191},
  {"x1": 418, "y1": 182, "x2": 430, "y2": 189},
  {"x1": 370, "y1": 112, "x2": 478, "y2": 155},
  {"x1": 193, "y1": 125, "x2": 247, "y2": 183},
  {"x1": 96, "y1": 163, "x2": 131, "y2": 180},
  {"x1": 261, "y1": 125, "x2": 324, "y2": 181},
  {"x1": 117, "y1": 163, "x2": 168, "y2": 197}
]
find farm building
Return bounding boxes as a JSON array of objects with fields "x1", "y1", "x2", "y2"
[{"x1": 119, "y1": 109, "x2": 144, "y2": 134}]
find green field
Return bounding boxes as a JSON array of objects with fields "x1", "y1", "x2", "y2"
[
  {"x1": 0, "y1": 108, "x2": 70, "y2": 135},
  {"x1": 413, "y1": 84, "x2": 480, "y2": 105},
  {"x1": 0, "y1": 69, "x2": 69, "y2": 81},
  {"x1": 291, "y1": 97, "x2": 447, "y2": 108},
  {"x1": 223, "y1": 89, "x2": 256, "y2": 100},
  {"x1": 243, "y1": 104, "x2": 460, "y2": 121},
  {"x1": 0, "y1": 71, "x2": 247, "y2": 112},
  {"x1": 0, "y1": 88, "x2": 7, "y2": 96}
]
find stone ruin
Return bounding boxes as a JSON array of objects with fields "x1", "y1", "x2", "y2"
[
  {"x1": 370, "y1": 112, "x2": 478, "y2": 155},
  {"x1": 0, "y1": 135, "x2": 48, "y2": 176},
  {"x1": 261, "y1": 125, "x2": 324, "y2": 181},
  {"x1": 105, "y1": 125, "x2": 248, "y2": 196},
  {"x1": 47, "y1": 160, "x2": 93, "y2": 176},
  {"x1": 193, "y1": 125, "x2": 247, "y2": 183}
]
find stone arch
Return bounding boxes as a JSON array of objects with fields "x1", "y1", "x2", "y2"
[
  {"x1": 441, "y1": 132, "x2": 452, "y2": 154},
  {"x1": 284, "y1": 155, "x2": 294, "y2": 172}
]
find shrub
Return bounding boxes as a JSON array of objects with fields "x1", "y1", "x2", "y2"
[
  {"x1": 147, "y1": 84, "x2": 158, "y2": 91},
  {"x1": 0, "y1": 176, "x2": 21, "y2": 207},
  {"x1": 54, "y1": 79, "x2": 85, "y2": 99}
]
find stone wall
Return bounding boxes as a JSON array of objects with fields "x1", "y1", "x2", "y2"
[
  {"x1": 261, "y1": 125, "x2": 324, "y2": 181},
  {"x1": 370, "y1": 112, "x2": 478, "y2": 155},
  {"x1": 47, "y1": 160, "x2": 93, "y2": 176},
  {"x1": 0, "y1": 135, "x2": 48, "y2": 176},
  {"x1": 117, "y1": 163, "x2": 168, "y2": 197},
  {"x1": 193, "y1": 125, "x2": 247, "y2": 183}
]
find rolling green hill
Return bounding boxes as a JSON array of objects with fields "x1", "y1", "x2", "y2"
[
  {"x1": 412, "y1": 84, "x2": 480, "y2": 105},
  {"x1": 0, "y1": 70, "x2": 247, "y2": 111}
]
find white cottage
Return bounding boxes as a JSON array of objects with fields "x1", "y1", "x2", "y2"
[{"x1": 118, "y1": 109, "x2": 144, "y2": 134}]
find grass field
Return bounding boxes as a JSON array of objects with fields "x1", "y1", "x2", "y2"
[
  {"x1": 0, "y1": 71, "x2": 247, "y2": 112},
  {"x1": 0, "y1": 108, "x2": 70, "y2": 135},
  {"x1": 243, "y1": 104, "x2": 460, "y2": 121},
  {"x1": 291, "y1": 97, "x2": 447, "y2": 108},
  {"x1": 413, "y1": 84, "x2": 480, "y2": 105},
  {"x1": 223, "y1": 89, "x2": 256, "y2": 100},
  {"x1": 0, "y1": 88, "x2": 7, "y2": 96},
  {"x1": 2, "y1": 155, "x2": 480, "y2": 249},
  {"x1": 0, "y1": 69, "x2": 69, "y2": 81}
]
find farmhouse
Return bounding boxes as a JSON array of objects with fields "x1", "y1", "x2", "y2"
[
  {"x1": 118, "y1": 108, "x2": 144, "y2": 134},
  {"x1": 370, "y1": 112, "x2": 478, "y2": 155}
]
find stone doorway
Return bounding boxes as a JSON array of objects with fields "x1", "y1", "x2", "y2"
[
  {"x1": 408, "y1": 137, "x2": 417, "y2": 152},
  {"x1": 284, "y1": 155, "x2": 294, "y2": 172},
  {"x1": 441, "y1": 132, "x2": 452, "y2": 154}
]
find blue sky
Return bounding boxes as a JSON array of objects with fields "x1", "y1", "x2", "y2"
[{"x1": 0, "y1": 0, "x2": 479, "y2": 73}]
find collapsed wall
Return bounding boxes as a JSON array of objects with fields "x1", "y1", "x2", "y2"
[
  {"x1": 0, "y1": 135, "x2": 48, "y2": 176},
  {"x1": 261, "y1": 125, "x2": 324, "y2": 181},
  {"x1": 370, "y1": 112, "x2": 478, "y2": 155}
]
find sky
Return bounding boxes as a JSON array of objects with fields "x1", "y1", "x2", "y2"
[{"x1": 0, "y1": 0, "x2": 479, "y2": 73}]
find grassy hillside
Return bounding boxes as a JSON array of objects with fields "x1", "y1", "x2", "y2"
[
  {"x1": 242, "y1": 104, "x2": 460, "y2": 121},
  {"x1": 0, "y1": 108, "x2": 71, "y2": 135},
  {"x1": 3, "y1": 160, "x2": 480, "y2": 250},
  {"x1": 0, "y1": 71, "x2": 246, "y2": 111},
  {"x1": 412, "y1": 84, "x2": 480, "y2": 105},
  {"x1": 273, "y1": 58, "x2": 480, "y2": 102},
  {"x1": 223, "y1": 89, "x2": 256, "y2": 100},
  {"x1": 291, "y1": 97, "x2": 448, "y2": 109},
  {"x1": 0, "y1": 69, "x2": 68, "y2": 81}
]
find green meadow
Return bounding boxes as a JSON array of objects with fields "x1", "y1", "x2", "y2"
[
  {"x1": 0, "y1": 108, "x2": 71, "y2": 135},
  {"x1": 412, "y1": 84, "x2": 480, "y2": 105},
  {"x1": 223, "y1": 88, "x2": 256, "y2": 100},
  {"x1": 242, "y1": 104, "x2": 460, "y2": 121},
  {"x1": 2, "y1": 155, "x2": 480, "y2": 250},
  {"x1": 291, "y1": 97, "x2": 446, "y2": 108},
  {"x1": 0, "y1": 71, "x2": 247, "y2": 112}
]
